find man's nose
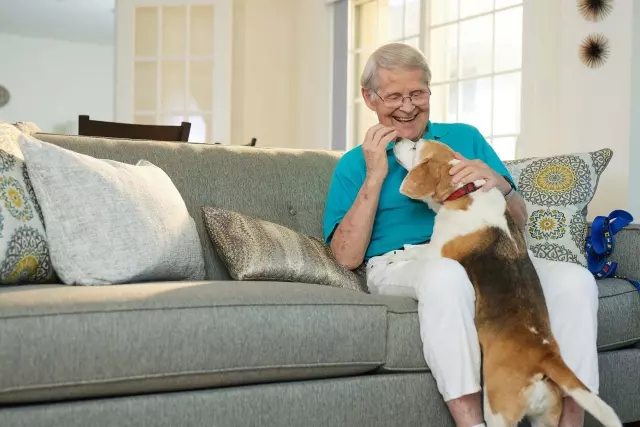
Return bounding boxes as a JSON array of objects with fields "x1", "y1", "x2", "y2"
[{"x1": 399, "y1": 98, "x2": 415, "y2": 112}]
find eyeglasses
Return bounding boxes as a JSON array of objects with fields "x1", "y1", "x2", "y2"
[{"x1": 373, "y1": 88, "x2": 431, "y2": 109}]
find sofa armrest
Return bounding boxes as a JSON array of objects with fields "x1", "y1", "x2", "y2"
[{"x1": 591, "y1": 223, "x2": 640, "y2": 279}]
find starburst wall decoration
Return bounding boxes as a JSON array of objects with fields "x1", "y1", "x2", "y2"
[
  {"x1": 0, "y1": 85, "x2": 10, "y2": 109},
  {"x1": 577, "y1": 0, "x2": 614, "y2": 22},
  {"x1": 579, "y1": 33, "x2": 610, "y2": 68}
]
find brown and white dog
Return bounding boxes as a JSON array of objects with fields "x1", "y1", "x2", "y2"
[{"x1": 392, "y1": 139, "x2": 622, "y2": 427}]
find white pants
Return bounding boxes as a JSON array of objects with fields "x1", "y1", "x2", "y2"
[{"x1": 366, "y1": 250, "x2": 600, "y2": 402}]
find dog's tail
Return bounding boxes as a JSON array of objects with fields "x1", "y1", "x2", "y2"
[{"x1": 541, "y1": 355, "x2": 622, "y2": 427}]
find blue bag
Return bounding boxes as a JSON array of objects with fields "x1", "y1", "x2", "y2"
[{"x1": 585, "y1": 209, "x2": 640, "y2": 293}]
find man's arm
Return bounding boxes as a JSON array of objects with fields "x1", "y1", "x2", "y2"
[
  {"x1": 324, "y1": 124, "x2": 397, "y2": 270},
  {"x1": 507, "y1": 194, "x2": 527, "y2": 233},
  {"x1": 473, "y1": 128, "x2": 528, "y2": 232},
  {"x1": 329, "y1": 176, "x2": 383, "y2": 269},
  {"x1": 497, "y1": 178, "x2": 528, "y2": 232}
]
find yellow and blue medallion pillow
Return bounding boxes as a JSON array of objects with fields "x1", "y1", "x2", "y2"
[
  {"x1": 0, "y1": 123, "x2": 55, "y2": 284},
  {"x1": 504, "y1": 148, "x2": 612, "y2": 266}
]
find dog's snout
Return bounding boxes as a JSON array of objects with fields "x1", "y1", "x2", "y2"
[{"x1": 393, "y1": 139, "x2": 418, "y2": 170}]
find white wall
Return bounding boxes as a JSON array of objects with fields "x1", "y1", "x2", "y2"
[
  {"x1": 0, "y1": 3, "x2": 331, "y2": 149},
  {"x1": 629, "y1": 3, "x2": 640, "y2": 219},
  {"x1": 520, "y1": 0, "x2": 634, "y2": 220},
  {"x1": 231, "y1": 0, "x2": 333, "y2": 150},
  {"x1": 0, "y1": 33, "x2": 114, "y2": 134},
  {"x1": 292, "y1": 0, "x2": 334, "y2": 151}
]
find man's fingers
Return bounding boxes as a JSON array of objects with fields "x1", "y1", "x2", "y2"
[
  {"x1": 373, "y1": 131, "x2": 397, "y2": 151},
  {"x1": 452, "y1": 168, "x2": 480, "y2": 184},
  {"x1": 381, "y1": 131, "x2": 398, "y2": 147},
  {"x1": 373, "y1": 126, "x2": 396, "y2": 140},
  {"x1": 364, "y1": 124, "x2": 385, "y2": 144},
  {"x1": 449, "y1": 160, "x2": 471, "y2": 176},
  {"x1": 373, "y1": 127, "x2": 397, "y2": 146}
]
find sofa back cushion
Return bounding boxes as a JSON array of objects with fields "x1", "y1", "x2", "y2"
[{"x1": 32, "y1": 133, "x2": 342, "y2": 280}]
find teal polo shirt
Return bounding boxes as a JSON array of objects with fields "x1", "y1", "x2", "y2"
[{"x1": 323, "y1": 121, "x2": 515, "y2": 261}]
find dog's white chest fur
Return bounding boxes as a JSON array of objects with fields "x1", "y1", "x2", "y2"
[
  {"x1": 526, "y1": 379, "x2": 553, "y2": 415},
  {"x1": 428, "y1": 189, "x2": 511, "y2": 253},
  {"x1": 388, "y1": 189, "x2": 511, "y2": 263}
]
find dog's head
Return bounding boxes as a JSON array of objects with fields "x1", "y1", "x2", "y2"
[{"x1": 394, "y1": 139, "x2": 484, "y2": 210}]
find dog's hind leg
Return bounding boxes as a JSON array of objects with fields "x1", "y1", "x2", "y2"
[
  {"x1": 482, "y1": 366, "x2": 531, "y2": 427},
  {"x1": 483, "y1": 389, "x2": 516, "y2": 427}
]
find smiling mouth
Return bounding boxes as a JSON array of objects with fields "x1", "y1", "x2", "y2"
[{"x1": 393, "y1": 114, "x2": 418, "y2": 124}]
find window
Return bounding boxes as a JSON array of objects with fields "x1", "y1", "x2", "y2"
[
  {"x1": 348, "y1": 0, "x2": 422, "y2": 151},
  {"x1": 347, "y1": 0, "x2": 523, "y2": 160}
]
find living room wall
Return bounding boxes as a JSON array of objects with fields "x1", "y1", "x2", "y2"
[
  {"x1": 1, "y1": 1, "x2": 332, "y2": 151},
  {"x1": 520, "y1": 0, "x2": 635, "y2": 220},
  {"x1": 231, "y1": 0, "x2": 333, "y2": 150},
  {"x1": 0, "y1": 33, "x2": 114, "y2": 134}
]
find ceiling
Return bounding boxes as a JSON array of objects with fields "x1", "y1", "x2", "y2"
[{"x1": 0, "y1": 0, "x2": 115, "y2": 46}]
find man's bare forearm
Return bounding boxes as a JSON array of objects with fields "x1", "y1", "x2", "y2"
[
  {"x1": 330, "y1": 177, "x2": 384, "y2": 269},
  {"x1": 507, "y1": 192, "x2": 527, "y2": 232}
]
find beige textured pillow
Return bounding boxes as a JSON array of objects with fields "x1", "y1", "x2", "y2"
[
  {"x1": 201, "y1": 206, "x2": 367, "y2": 293},
  {"x1": 17, "y1": 135, "x2": 206, "y2": 286}
]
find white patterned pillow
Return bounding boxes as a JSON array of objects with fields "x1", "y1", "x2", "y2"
[
  {"x1": 0, "y1": 123, "x2": 56, "y2": 284},
  {"x1": 504, "y1": 148, "x2": 612, "y2": 266}
]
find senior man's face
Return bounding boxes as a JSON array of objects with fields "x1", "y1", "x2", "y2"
[{"x1": 362, "y1": 67, "x2": 430, "y2": 142}]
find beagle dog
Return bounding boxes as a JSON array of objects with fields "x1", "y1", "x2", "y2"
[{"x1": 392, "y1": 139, "x2": 621, "y2": 427}]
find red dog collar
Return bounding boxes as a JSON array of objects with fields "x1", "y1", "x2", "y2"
[{"x1": 445, "y1": 182, "x2": 480, "y2": 201}]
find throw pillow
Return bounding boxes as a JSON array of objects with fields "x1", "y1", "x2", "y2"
[
  {"x1": 201, "y1": 206, "x2": 368, "y2": 293},
  {"x1": 0, "y1": 123, "x2": 56, "y2": 285},
  {"x1": 17, "y1": 134, "x2": 206, "y2": 285},
  {"x1": 504, "y1": 148, "x2": 613, "y2": 266}
]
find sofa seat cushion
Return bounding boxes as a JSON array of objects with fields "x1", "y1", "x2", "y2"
[
  {"x1": 377, "y1": 277, "x2": 640, "y2": 372},
  {"x1": 596, "y1": 278, "x2": 640, "y2": 350},
  {"x1": 0, "y1": 281, "x2": 392, "y2": 404},
  {"x1": 377, "y1": 298, "x2": 427, "y2": 372}
]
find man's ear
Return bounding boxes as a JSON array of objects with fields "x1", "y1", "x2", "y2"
[
  {"x1": 361, "y1": 87, "x2": 377, "y2": 111},
  {"x1": 399, "y1": 161, "x2": 436, "y2": 200}
]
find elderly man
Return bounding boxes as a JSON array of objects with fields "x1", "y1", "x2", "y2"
[{"x1": 323, "y1": 42, "x2": 599, "y2": 427}]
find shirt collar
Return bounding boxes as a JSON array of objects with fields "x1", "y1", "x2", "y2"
[{"x1": 385, "y1": 121, "x2": 449, "y2": 151}]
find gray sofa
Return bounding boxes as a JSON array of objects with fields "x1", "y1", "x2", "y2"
[{"x1": 1, "y1": 134, "x2": 639, "y2": 427}]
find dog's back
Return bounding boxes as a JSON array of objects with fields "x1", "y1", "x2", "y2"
[{"x1": 444, "y1": 205, "x2": 621, "y2": 427}]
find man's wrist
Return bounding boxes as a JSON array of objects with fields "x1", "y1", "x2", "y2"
[
  {"x1": 365, "y1": 173, "x2": 386, "y2": 188},
  {"x1": 494, "y1": 175, "x2": 509, "y2": 195},
  {"x1": 500, "y1": 175, "x2": 516, "y2": 199}
]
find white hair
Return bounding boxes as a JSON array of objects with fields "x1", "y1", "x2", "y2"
[{"x1": 360, "y1": 43, "x2": 432, "y2": 95}]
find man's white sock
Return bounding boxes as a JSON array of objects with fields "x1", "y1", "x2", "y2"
[{"x1": 470, "y1": 423, "x2": 486, "y2": 427}]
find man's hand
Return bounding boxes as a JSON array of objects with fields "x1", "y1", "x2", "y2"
[
  {"x1": 449, "y1": 152, "x2": 511, "y2": 195},
  {"x1": 362, "y1": 124, "x2": 397, "y2": 183}
]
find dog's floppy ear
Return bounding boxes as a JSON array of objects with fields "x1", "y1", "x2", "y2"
[
  {"x1": 399, "y1": 159, "x2": 437, "y2": 200},
  {"x1": 432, "y1": 162, "x2": 456, "y2": 203}
]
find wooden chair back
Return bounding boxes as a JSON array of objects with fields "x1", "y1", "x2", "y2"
[{"x1": 78, "y1": 115, "x2": 191, "y2": 142}]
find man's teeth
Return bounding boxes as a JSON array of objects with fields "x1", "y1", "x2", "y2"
[{"x1": 394, "y1": 116, "x2": 416, "y2": 122}]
